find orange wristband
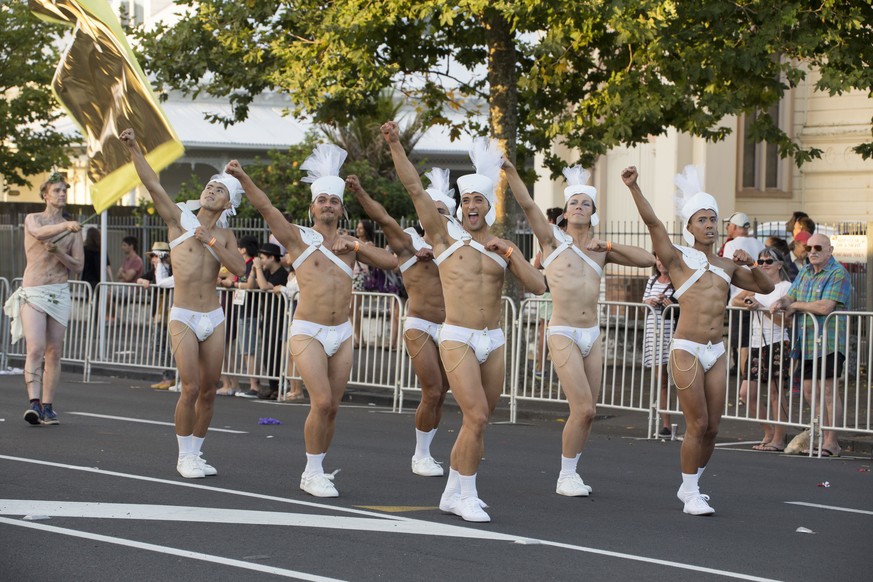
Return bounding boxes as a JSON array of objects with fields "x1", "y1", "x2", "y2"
[
  {"x1": 354, "y1": 240, "x2": 360, "y2": 253},
  {"x1": 606, "y1": 241, "x2": 613, "y2": 252},
  {"x1": 207, "y1": 237, "x2": 217, "y2": 247},
  {"x1": 503, "y1": 246, "x2": 514, "y2": 260}
]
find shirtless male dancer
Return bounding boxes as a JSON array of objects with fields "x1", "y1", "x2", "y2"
[
  {"x1": 624, "y1": 165, "x2": 773, "y2": 515},
  {"x1": 383, "y1": 121, "x2": 546, "y2": 522},
  {"x1": 504, "y1": 161, "x2": 654, "y2": 496},
  {"x1": 346, "y1": 171, "x2": 451, "y2": 477},
  {"x1": 121, "y1": 128, "x2": 247, "y2": 479},
  {"x1": 4, "y1": 173, "x2": 83, "y2": 425},
  {"x1": 225, "y1": 146, "x2": 397, "y2": 497}
]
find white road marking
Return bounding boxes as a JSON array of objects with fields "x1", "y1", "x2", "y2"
[
  {"x1": 715, "y1": 440, "x2": 762, "y2": 447},
  {"x1": 68, "y1": 412, "x2": 247, "y2": 433},
  {"x1": 0, "y1": 516, "x2": 344, "y2": 582},
  {"x1": 786, "y1": 502, "x2": 873, "y2": 516},
  {"x1": 0, "y1": 455, "x2": 784, "y2": 581}
]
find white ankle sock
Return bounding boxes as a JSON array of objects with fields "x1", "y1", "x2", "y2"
[
  {"x1": 680, "y1": 472, "x2": 699, "y2": 495},
  {"x1": 304, "y1": 452, "x2": 325, "y2": 476},
  {"x1": 177, "y1": 434, "x2": 194, "y2": 461},
  {"x1": 459, "y1": 473, "x2": 478, "y2": 499},
  {"x1": 192, "y1": 436, "x2": 205, "y2": 456},
  {"x1": 414, "y1": 428, "x2": 437, "y2": 460},
  {"x1": 443, "y1": 468, "x2": 460, "y2": 497},
  {"x1": 560, "y1": 453, "x2": 581, "y2": 477}
]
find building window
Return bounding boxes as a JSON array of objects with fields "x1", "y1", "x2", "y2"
[{"x1": 737, "y1": 98, "x2": 792, "y2": 197}]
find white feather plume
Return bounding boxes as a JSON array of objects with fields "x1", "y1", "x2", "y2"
[
  {"x1": 562, "y1": 165, "x2": 591, "y2": 188},
  {"x1": 468, "y1": 137, "x2": 504, "y2": 187},
  {"x1": 673, "y1": 164, "x2": 705, "y2": 214},
  {"x1": 424, "y1": 168, "x2": 454, "y2": 197},
  {"x1": 300, "y1": 143, "x2": 348, "y2": 183}
]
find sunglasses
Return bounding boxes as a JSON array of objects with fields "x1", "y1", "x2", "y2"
[
  {"x1": 756, "y1": 259, "x2": 776, "y2": 265},
  {"x1": 804, "y1": 245, "x2": 825, "y2": 252}
]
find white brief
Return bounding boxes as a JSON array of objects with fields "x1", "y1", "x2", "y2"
[
  {"x1": 439, "y1": 323, "x2": 505, "y2": 364},
  {"x1": 546, "y1": 325, "x2": 601, "y2": 358},
  {"x1": 671, "y1": 338, "x2": 726, "y2": 372},
  {"x1": 290, "y1": 319, "x2": 353, "y2": 358},
  {"x1": 169, "y1": 306, "x2": 225, "y2": 342},
  {"x1": 404, "y1": 316, "x2": 442, "y2": 345}
]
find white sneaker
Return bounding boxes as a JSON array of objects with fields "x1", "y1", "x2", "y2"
[
  {"x1": 439, "y1": 491, "x2": 460, "y2": 513},
  {"x1": 556, "y1": 473, "x2": 593, "y2": 497},
  {"x1": 411, "y1": 456, "x2": 444, "y2": 477},
  {"x1": 196, "y1": 454, "x2": 217, "y2": 476},
  {"x1": 683, "y1": 493, "x2": 715, "y2": 516},
  {"x1": 177, "y1": 455, "x2": 206, "y2": 479},
  {"x1": 455, "y1": 496, "x2": 491, "y2": 523},
  {"x1": 300, "y1": 472, "x2": 339, "y2": 498},
  {"x1": 168, "y1": 383, "x2": 182, "y2": 393}
]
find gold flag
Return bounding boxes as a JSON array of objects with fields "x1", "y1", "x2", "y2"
[{"x1": 30, "y1": 0, "x2": 184, "y2": 213}]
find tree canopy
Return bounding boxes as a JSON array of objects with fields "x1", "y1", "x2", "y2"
[
  {"x1": 139, "y1": 0, "x2": 873, "y2": 227},
  {"x1": 0, "y1": 1, "x2": 77, "y2": 188}
]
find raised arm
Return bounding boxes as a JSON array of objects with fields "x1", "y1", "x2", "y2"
[
  {"x1": 484, "y1": 238, "x2": 547, "y2": 295},
  {"x1": 381, "y1": 121, "x2": 449, "y2": 246},
  {"x1": 503, "y1": 159, "x2": 555, "y2": 250},
  {"x1": 346, "y1": 175, "x2": 412, "y2": 256},
  {"x1": 729, "y1": 249, "x2": 775, "y2": 295},
  {"x1": 622, "y1": 166, "x2": 678, "y2": 269},
  {"x1": 119, "y1": 128, "x2": 180, "y2": 227},
  {"x1": 332, "y1": 236, "x2": 399, "y2": 270},
  {"x1": 224, "y1": 160, "x2": 300, "y2": 252},
  {"x1": 586, "y1": 239, "x2": 655, "y2": 268}
]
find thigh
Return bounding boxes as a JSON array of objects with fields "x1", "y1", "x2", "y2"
[
  {"x1": 702, "y1": 355, "x2": 728, "y2": 427},
  {"x1": 326, "y1": 338, "x2": 353, "y2": 404},
  {"x1": 406, "y1": 332, "x2": 445, "y2": 387},
  {"x1": 198, "y1": 322, "x2": 226, "y2": 387},
  {"x1": 169, "y1": 321, "x2": 201, "y2": 384},
  {"x1": 20, "y1": 304, "x2": 48, "y2": 351},
  {"x1": 442, "y1": 342, "x2": 488, "y2": 414},
  {"x1": 291, "y1": 335, "x2": 331, "y2": 400},
  {"x1": 44, "y1": 315, "x2": 67, "y2": 354},
  {"x1": 479, "y1": 345, "x2": 506, "y2": 412},
  {"x1": 671, "y1": 349, "x2": 708, "y2": 420},
  {"x1": 551, "y1": 340, "x2": 591, "y2": 406}
]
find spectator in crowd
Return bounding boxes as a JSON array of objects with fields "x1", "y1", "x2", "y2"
[
  {"x1": 642, "y1": 255, "x2": 677, "y2": 438},
  {"x1": 765, "y1": 237, "x2": 798, "y2": 281},
  {"x1": 4, "y1": 173, "x2": 83, "y2": 425},
  {"x1": 249, "y1": 242, "x2": 289, "y2": 400},
  {"x1": 771, "y1": 234, "x2": 851, "y2": 457},
  {"x1": 137, "y1": 241, "x2": 176, "y2": 390},
  {"x1": 722, "y1": 212, "x2": 765, "y2": 379},
  {"x1": 352, "y1": 219, "x2": 375, "y2": 347},
  {"x1": 531, "y1": 207, "x2": 563, "y2": 379},
  {"x1": 732, "y1": 248, "x2": 792, "y2": 452},
  {"x1": 785, "y1": 211, "x2": 808, "y2": 239},
  {"x1": 789, "y1": 230, "x2": 811, "y2": 273},
  {"x1": 116, "y1": 235, "x2": 144, "y2": 282},
  {"x1": 233, "y1": 235, "x2": 262, "y2": 399},
  {"x1": 80, "y1": 227, "x2": 112, "y2": 290},
  {"x1": 793, "y1": 216, "x2": 816, "y2": 239}
]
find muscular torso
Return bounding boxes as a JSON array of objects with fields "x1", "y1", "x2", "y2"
[
  {"x1": 167, "y1": 223, "x2": 224, "y2": 311},
  {"x1": 669, "y1": 255, "x2": 732, "y2": 343},
  {"x1": 402, "y1": 257, "x2": 445, "y2": 323},
  {"x1": 285, "y1": 229, "x2": 355, "y2": 326},
  {"x1": 435, "y1": 244, "x2": 505, "y2": 330},
  {"x1": 544, "y1": 250, "x2": 603, "y2": 328},
  {"x1": 23, "y1": 213, "x2": 81, "y2": 287}
]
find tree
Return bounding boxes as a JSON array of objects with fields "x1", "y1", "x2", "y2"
[
  {"x1": 138, "y1": 1, "x2": 873, "y2": 230},
  {"x1": 0, "y1": 1, "x2": 77, "y2": 188}
]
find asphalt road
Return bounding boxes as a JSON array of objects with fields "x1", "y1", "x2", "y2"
[{"x1": 1, "y1": 371, "x2": 870, "y2": 581}]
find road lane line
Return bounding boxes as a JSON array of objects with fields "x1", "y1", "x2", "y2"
[
  {"x1": 786, "y1": 501, "x2": 873, "y2": 516},
  {"x1": 0, "y1": 516, "x2": 344, "y2": 581},
  {"x1": 68, "y1": 412, "x2": 247, "y2": 433}
]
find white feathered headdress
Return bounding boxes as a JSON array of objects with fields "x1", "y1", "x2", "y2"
[
  {"x1": 455, "y1": 137, "x2": 504, "y2": 225},
  {"x1": 562, "y1": 165, "x2": 599, "y2": 227},
  {"x1": 424, "y1": 167, "x2": 456, "y2": 215},
  {"x1": 300, "y1": 144, "x2": 348, "y2": 202},
  {"x1": 674, "y1": 165, "x2": 718, "y2": 245}
]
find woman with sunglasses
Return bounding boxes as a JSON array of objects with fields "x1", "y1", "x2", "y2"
[{"x1": 731, "y1": 248, "x2": 793, "y2": 452}]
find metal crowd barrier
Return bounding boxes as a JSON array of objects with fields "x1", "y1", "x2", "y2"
[{"x1": 349, "y1": 291, "x2": 405, "y2": 393}]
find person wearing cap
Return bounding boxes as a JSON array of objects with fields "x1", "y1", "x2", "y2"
[
  {"x1": 3, "y1": 173, "x2": 83, "y2": 426},
  {"x1": 383, "y1": 121, "x2": 546, "y2": 523},
  {"x1": 225, "y1": 149, "x2": 397, "y2": 499},
  {"x1": 120, "y1": 128, "x2": 247, "y2": 480},
  {"x1": 722, "y1": 212, "x2": 765, "y2": 382},
  {"x1": 250, "y1": 242, "x2": 289, "y2": 400},
  {"x1": 137, "y1": 242, "x2": 176, "y2": 390},
  {"x1": 346, "y1": 165, "x2": 452, "y2": 479},
  {"x1": 504, "y1": 160, "x2": 654, "y2": 498},
  {"x1": 623, "y1": 165, "x2": 773, "y2": 516},
  {"x1": 790, "y1": 230, "x2": 811, "y2": 273}
]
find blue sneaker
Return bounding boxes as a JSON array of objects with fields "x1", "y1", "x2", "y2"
[
  {"x1": 42, "y1": 405, "x2": 59, "y2": 425},
  {"x1": 24, "y1": 402, "x2": 43, "y2": 425}
]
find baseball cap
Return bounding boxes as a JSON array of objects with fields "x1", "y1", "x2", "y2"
[
  {"x1": 725, "y1": 212, "x2": 751, "y2": 228},
  {"x1": 793, "y1": 231, "x2": 811, "y2": 245}
]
